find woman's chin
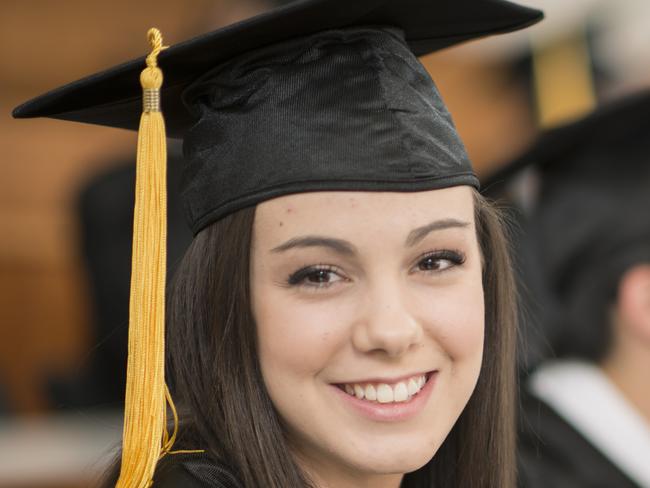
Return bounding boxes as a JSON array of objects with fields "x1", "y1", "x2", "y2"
[{"x1": 342, "y1": 442, "x2": 436, "y2": 476}]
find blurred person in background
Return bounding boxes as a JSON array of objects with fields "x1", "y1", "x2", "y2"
[
  {"x1": 56, "y1": 143, "x2": 192, "y2": 408},
  {"x1": 477, "y1": 5, "x2": 650, "y2": 485},
  {"x1": 467, "y1": 0, "x2": 650, "y2": 372},
  {"x1": 486, "y1": 90, "x2": 650, "y2": 488}
]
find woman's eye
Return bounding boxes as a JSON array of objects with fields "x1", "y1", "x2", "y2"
[
  {"x1": 287, "y1": 265, "x2": 344, "y2": 289},
  {"x1": 416, "y1": 250, "x2": 465, "y2": 273}
]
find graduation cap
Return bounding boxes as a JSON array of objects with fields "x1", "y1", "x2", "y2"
[
  {"x1": 484, "y1": 90, "x2": 650, "y2": 361},
  {"x1": 13, "y1": 1, "x2": 542, "y2": 486}
]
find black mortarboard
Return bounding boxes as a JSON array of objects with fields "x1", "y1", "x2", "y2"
[
  {"x1": 15, "y1": 0, "x2": 542, "y2": 234},
  {"x1": 12, "y1": 1, "x2": 542, "y2": 485},
  {"x1": 485, "y1": 90, "x2": 650, "y2": 362}
]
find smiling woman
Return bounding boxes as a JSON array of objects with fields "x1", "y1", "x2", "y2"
[
  {"x1": 12, "y1": 0, "x2": 541, "y2": 487},
  {"x1": 252, "y1": 187, "x2": 485, "y2": 485}
]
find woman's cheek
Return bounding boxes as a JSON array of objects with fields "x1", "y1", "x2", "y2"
[
  {"x1": 256, "y1": 288, "x2": 351, "y2": 378},
  {"x1": 418, "y1": 278, "x2": 485, "y2": 363}
]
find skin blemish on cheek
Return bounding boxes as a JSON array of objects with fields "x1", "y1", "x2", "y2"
[{"x1": 279, "y1": 221, "x2": 284, "y2": 227}]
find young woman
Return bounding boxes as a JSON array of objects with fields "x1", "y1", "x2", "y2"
[
  {"x1": 151, "y1": 185, "x2": 518, "y2": 488},
  {"x1": 12, "y1": 1, "x2": 542, "y2": 486}
]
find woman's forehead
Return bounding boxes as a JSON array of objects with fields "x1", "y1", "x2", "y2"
[{"x1": 253, "y1": 186, "x2": 475, "y2": 240}]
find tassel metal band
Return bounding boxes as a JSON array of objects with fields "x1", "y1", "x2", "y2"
[{"x1": 143, "y1": 88, "x2": 161, "y2": 113}]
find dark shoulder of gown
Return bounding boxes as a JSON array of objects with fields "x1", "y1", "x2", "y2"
[
  {"x1": 152, "y1": 453, "x2": 243, "y2": 488},
  {"x1": 518, "y1": 388, "x2": 641, "y2": 488}
]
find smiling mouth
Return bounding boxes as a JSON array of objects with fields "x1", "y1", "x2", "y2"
[{"x1": 334, "y1": 372, "x2": 434, "y2": 405}]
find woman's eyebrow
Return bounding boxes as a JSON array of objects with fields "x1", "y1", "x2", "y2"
[
  {"x1": 270, "y1": 218, "x2": 469, "y2": 255},
  {"x1": 405, "y1": 218, "x2": 470, "y2": 247},
  {"x1": 271, "y1": 236, "x2": 357, "y2": 256}
]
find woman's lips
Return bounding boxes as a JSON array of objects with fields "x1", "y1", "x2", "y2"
[{"x1": 330, "y1": 371, "x2": 438, "y2": 422}]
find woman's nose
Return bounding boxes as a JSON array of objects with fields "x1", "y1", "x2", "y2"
[{"x1": 351, "y1": 282, "x2": 423, "y2": 357}]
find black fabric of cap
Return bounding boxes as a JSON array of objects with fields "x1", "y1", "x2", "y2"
[
  {"x1": 181, "y1": 27, "x2": 478, "y2": 232},
  {"x1": 13, "y1": 0, "x2": 542, "y2": 233}
]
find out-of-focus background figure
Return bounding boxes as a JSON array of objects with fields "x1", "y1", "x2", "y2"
[
  {"x1": 475, "y1": 1, "x2": 650, "y2": 487},
  {"x1": 487, "y1": 92, "x2": 650, "y2": 487},
  {"x1": 474, "y1": 1, "x2": 650, "y2": 487},
  {"x1": 1, "y1": 0, "x2": 649, "y2": 486}
]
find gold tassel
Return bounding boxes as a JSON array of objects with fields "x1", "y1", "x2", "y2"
[{"x1": 116, "y1": 27, "x2": 175, "y2": 488}]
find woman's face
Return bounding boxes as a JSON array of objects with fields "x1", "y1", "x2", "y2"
[{"x1": 250, "y1": 186, "x2": 485, "y2": 487}]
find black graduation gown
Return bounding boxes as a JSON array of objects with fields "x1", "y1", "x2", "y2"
[
  {"x1": 152, "y1": 453, "x2": 242, "y2": 488},
  {"x1": 518, "y1": 389, "x2": 642, "y2": 488}
]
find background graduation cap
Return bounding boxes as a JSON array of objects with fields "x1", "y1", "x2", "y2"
[
  {"x1": 13, "y1": 0, "x2": 543, "y2": 486},
  {"x1": 484, "y1": 89, "x2": 650, "y2": 370}
]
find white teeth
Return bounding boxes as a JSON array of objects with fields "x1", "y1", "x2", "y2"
[
  {"x1": 341, "y1": 373, "x2": 429, "y2": 404},
  {"x1": 376, "y1": 384, "x2": 394, "y2": 403},
  {"x1": 393, "y1": 382, "x2": 408, "y2": 402},
  {"x1": 407, "y1": 378, "x2": 419, "y2": 396}
]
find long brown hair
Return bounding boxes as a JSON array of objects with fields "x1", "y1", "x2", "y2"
[{"x1": 108, "y1": 189, "x2": 517, "y2": 487}]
